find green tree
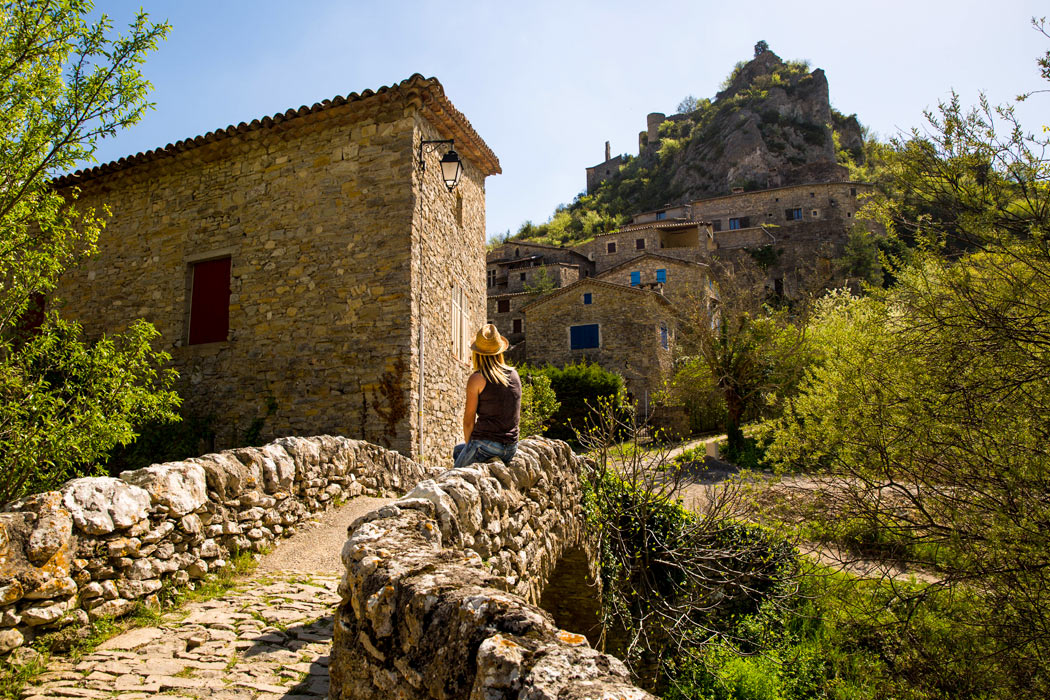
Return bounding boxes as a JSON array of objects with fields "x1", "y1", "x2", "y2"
[
  {"x1": 0, "y1": 1, "x2": 176, "y2": 503},
  {"x1": 675, "y1": 94, "x2": 699, "y2": 114},
  {"x1": 673, "y1": 259, "x2": 811, "y2": 453},
  {"x1": 764, "y1": 29, "x2": 1050, "y2": 695}
]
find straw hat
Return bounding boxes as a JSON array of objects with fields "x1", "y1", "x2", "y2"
[{"x1": 470, "y1": 324, "x2": 510, "y2": 355}]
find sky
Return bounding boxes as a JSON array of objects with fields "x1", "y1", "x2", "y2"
[{"x1": 89, "y1": 0, "x2": 1049, "y2": 241}]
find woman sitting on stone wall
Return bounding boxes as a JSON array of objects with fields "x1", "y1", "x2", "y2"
[{"x1": 453, "y1": 324, "x2": 521, "y2": 468}]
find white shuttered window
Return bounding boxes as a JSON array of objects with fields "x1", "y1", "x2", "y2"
[{"x1": 451, "y1": 283, "x2": 469, "y2": 362}]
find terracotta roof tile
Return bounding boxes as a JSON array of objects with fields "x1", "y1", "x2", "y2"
[
  {"x1": 597, "y1": 253, "x2": 708, "y2": 276},
  {"x1": 55, "y1": 74, "x2": 499, "y2": 187},
  {"x1": 594, "y1": 220, "x2": 708, "y2": 237}
]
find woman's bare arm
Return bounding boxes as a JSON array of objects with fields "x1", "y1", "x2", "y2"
[{"x1": 463, "y1": 372, "x2": 486, "y2": 442}]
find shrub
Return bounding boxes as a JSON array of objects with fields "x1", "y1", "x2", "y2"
[
  {"x1": 516, "y1": 365, "x2": 560, "y2": 438},
  {"x1": 530, "y1": 361, "x2": 625, "y2": 441}
]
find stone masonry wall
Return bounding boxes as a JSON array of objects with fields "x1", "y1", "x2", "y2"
[
  {"x1": 55, "y1": 78, "x2": 495, "y2": 466},
  {"x1": 690, "y1": 181, "x2": 871, "y2": 232},
  {"x1": 573, "y1": 227, "x2": 707, "y2": 275},
  {"x1": 486, "y1": 292, "x2": 532, "y2": 346},
  {"x1": 331, "y1": 436, "x2": 654, "y2": 700},
  {"x1": 55, "y1": 97, "x2": 421, "y2": 453},
  {"x1": 0, "y1": 436, "x2": 440, "y2": 656},
  {"x1": 411, "y1": 116, "x2": 487, "y2": 465},
  {"x1": 594, "y1": 255, "x2": 708, "y2": 308}
]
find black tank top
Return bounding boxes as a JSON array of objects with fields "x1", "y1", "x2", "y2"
[{"x1": 470, "y1": 368, "x2": 521, "y2": 444}]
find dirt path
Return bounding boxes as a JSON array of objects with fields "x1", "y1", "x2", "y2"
[{"x1": 256, "y1": 495, "x2": 395, "y2": 575}]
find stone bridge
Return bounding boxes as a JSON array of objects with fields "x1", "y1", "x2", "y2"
[{"x1": 1, "y1": 436, "x2": 654, "y2": 699}]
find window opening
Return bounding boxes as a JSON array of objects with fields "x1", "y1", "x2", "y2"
[
  {"x1": 497, "y1": 299, "x2": 510, "y2": 313},
  {"x1": 583, "y1": 292, "x2": 592, "y2": 305},
  {"x1": 451, "y1": 283, "x2": 469, "y2": 362},
  {"x1": 636, "y1": 238, "x2": 645, "y2": 250},
  {"x1": 188, "y1": 257, "x2": 231, "y2": 345},
  {"x1": 570, "y1": 324, "x2": 599, "y2": 350},
  {"x1": 607, "y1": 241, "x2": 616, "y2": 254},
  {"x1": 512, "y1": 318, "x2": 522, "y2": 334}
]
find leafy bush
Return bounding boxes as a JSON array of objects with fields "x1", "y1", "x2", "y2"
[
  {"x1": 529, "y1": 361, "x2": 625, "y2": 441},
  {"x1": 719, "y1": 436, "x2": 771, "y2": 471},
  {"x1": 516, "y1": 365, "x2": 560, "y2": 438},
  {"x1": 103, "y1": 408, "x2": 216, "y2": 476}
]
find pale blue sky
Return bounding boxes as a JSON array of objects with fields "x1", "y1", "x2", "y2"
[{"x1": 90, "y1": 1, "x2": 1048, "y2": 240}]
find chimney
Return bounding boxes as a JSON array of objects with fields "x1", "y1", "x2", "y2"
[{"x1": 605, "y1": 140, "x2": 611, "y2": 162}]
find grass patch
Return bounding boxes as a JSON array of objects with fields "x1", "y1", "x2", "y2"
[{"x1": 0, "y1": 652, "x2": 48, "y2": 700}]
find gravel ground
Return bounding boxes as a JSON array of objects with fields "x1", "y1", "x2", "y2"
[{"x1": 257, "y1": 495, "x2": 395, "y2": 575}]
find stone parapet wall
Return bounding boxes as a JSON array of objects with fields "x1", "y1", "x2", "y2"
[
  {"x1": 331, "y1": 436, "x2": 655, "y2": 699},
  {"x1": 0, "y1": 436, "x2": 439, "y2": 656}
]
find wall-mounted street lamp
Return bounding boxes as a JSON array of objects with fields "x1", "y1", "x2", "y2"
[{"x1": 418, "y1": 139, "x2": 462, "y2": 191}]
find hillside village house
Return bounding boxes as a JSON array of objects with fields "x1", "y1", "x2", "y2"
[
  {"x1": 522, "y1": 278, "x2": 676, "y2": 411},
  {"x1": 486, "y1": 177, "x2": 870, "y2": 410},
  {"x1": 54, "y1": 75, "x2": 500, "y2": 464}
]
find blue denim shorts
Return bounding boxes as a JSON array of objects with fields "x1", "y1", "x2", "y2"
[{"x1": 452, "y1": 439, "x2": 518, "y2": 469}]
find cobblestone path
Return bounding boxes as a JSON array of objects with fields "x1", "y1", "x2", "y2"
[{"x1": 24, "y1": 572, "x2": 340, "y2": 700}]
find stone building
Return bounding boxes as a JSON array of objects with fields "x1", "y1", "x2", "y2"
[
  {"x1": 572, "y1": 219, "x2": 712, "y2": 274},
  {"x1": 54, "y1": 74, "x2": 500, "y2": 464},
  {"x1": 487, "y1": 178, "x2": 871, "y2": 409},
  {"x1": 521, "y1": 279, "x2": 675, "y2": 409},
  {"x1": 486, "y1": 241, "x2": 592, "y2": 293},
  {"x1": 594, "y1": 254, "x2": 710, "y2": 308}
]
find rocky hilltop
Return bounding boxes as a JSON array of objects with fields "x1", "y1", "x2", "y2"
[
  {"x1": 514, "y1": 46, "x2": 865, "y2": 244},
  {"x1": 655, "y1": 47, "x2": 863, "y2": 198}
]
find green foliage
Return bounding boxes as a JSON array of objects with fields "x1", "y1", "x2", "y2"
[
  {"x1": 762, "y1": 244, "x2": 1050, "y2": 696},
  {"x1": 584, "y1": 465, "x2": 799, "y2": 692},
  {"x1": 0, "y1": 651, "x2": 48, "y2": 700},
  {"x1": 522, "y1": 266, "x2": 557, "y2": 296},
  {"x1": 745, "y1": 245, "x2": 780, "y2": 270},
  {"x1": 834, "y1": 226, "x2": 883, "y2": 286},
  {"x1": 0, "y1": 1, "x2": 175, "y2": 503},
  {"x1": 670, "y1": 261, "x2": 814, "y2": 453},
  {"x1": 530, "y1": 360, "x2": 625, "y2": 441},
  {"x1": 1, "y1": 315, "x2": 179, "y2": 501},
  {"x1": 103, "y1": 409, "x2": 215, "y2": 475},
  {"x1": 516, "y1": 365, "x2": 560, "y2": 438},
  {"x1": 719, "y1": 436, "x2": 770, "y2": 471}
]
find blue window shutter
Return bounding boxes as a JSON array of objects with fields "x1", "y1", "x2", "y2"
[
  {"x1": 570, "y1": 324, "x2": 600, "y2": 349},
  {"x1": 656, "y1": 269, "x2": 666, "y2": 283},
  {"x1": 630, "y1": 271, "x2": 640, "y2": 286},
  {"x1": 583, "y1": 292, "x2": 592, "y2": 305}
]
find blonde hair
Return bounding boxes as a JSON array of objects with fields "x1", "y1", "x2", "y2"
[{"x1": 473, "y1": 351, "x2": 512, "y2": 386}]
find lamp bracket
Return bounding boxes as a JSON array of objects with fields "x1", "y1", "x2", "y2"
[{"x1": 418, "y1": 139, "x2": 455, "y2": 173}]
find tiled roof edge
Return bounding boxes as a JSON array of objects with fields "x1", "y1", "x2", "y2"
[
  {"x1": 54, "y1": 74, "x2": 499, "y2": 187},
  {"x1": 520, "y1": 277, "x2": 672, "y2": 312}
]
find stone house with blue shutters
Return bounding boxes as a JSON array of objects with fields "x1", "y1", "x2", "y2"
[{"x1": 520, "y1": 279, "x2": 675, "y2": 410}]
